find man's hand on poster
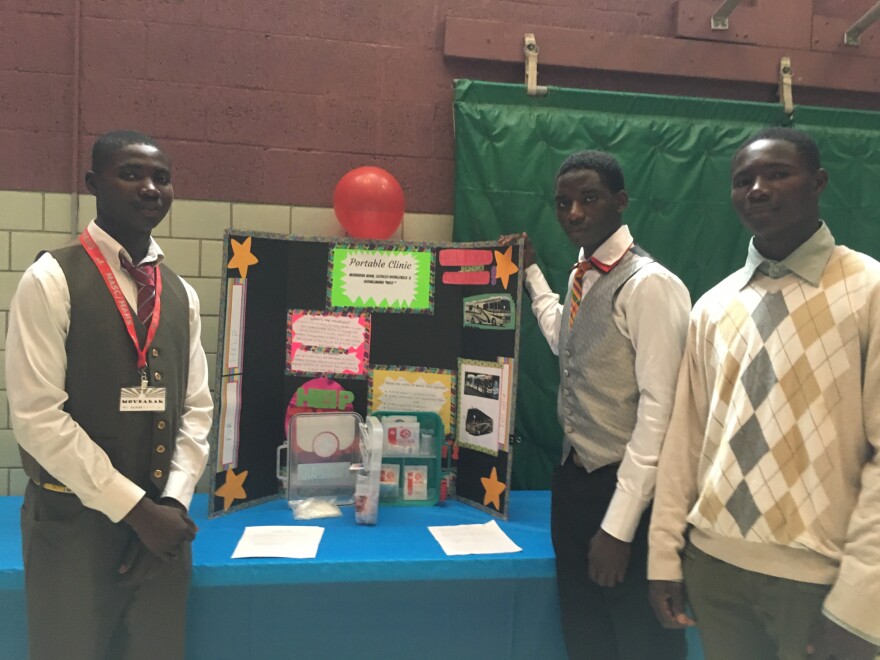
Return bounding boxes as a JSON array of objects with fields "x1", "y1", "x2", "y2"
[{"x1": 497, "y1": 232, "x2": 535, "y2": 269}]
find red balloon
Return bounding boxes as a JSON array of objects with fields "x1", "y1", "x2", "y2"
[{"x1": 333, "y1": 166, "x2": 405, "y2": 239}]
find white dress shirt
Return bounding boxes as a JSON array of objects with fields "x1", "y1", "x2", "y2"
[
  {"x1": 524, "y1": 225, "x2": 690, "y2": 542},
  {"x1": 6, "y1": 220, "x2": 213, "y2": 522}
]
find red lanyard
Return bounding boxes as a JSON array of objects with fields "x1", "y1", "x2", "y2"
[{"x1": 79, "y1": 228, "x2": 162, "y2": 371}]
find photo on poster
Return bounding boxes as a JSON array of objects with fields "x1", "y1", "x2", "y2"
[
  {"x1": 223, "y1": 278, "x2": 247, "y2": 375},
  {"x1": 457, "y1": 359, "x2": 505, "y2": 456},
  {"x1": 328, "y1": 245, "x2": 434, "y2": 313},
  {"x1": 216, "y1": 374, "x2": 243, "y2": 472},
  {"x1": 369, "y1": 366, "x2": 455, "y2": 437},
  {"x1": 495, "y1": 358, "x2": 514, "y2": 452},
  {"x1": 463, "y1": 293, "x2": 515, "y2": 330},
  {"x1": 286, "y1": 310, "x2": 370, "y2": 377}
]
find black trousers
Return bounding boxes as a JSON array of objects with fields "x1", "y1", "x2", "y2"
[
  {"x1": 21, "y1": 481, "x2": 191, "y2": 660},
  {"x1": 551, "y1": 456, "x2": 686, "y2": 660}
]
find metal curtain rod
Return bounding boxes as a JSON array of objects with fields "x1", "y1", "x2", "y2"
[
  {"x1": 844, "y1": 0, "x2": 880, "y2": 46},
  {"x1": 523, "y1": 33, "x2": 548, "y2": 96},
  {"x1": 711, "y1": 0, "x2": 743, "y2": 30}
]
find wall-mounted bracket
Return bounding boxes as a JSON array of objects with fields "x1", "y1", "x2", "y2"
[
  {"x1": 844, "y1": 0, "x2": 880, "y2": 46},
  {"x1": 523, "y1": 33, "x2": 548, "y2": 96},
  {"x1": 778, "y1": 56, "x2": 794, "y2": 119},
  {"x1": 711, "y1": 0, "x2": 743, "y2": 30}
]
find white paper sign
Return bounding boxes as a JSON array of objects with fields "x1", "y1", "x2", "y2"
[
  {"x1": 231, "y1": 525, "x2": 325, "y2": 559},
  {"x1": 218, "y1": 377, "x2": 242, "y2": 470},
  {"x1": 290, "y1": 350, "x2": 362, "y2": 374},
  {"x1": 427, "y1": 520, "x2": 522, "y2": 556},
  {"x1": 377, "y1": 376, "x2": 447, "y2": 413},
  {"x1": 225, "y1": 280, "x2": 246, "y2": 371},
  {"x1": 291, "y1": 314, "x2": 365, "y2": 349}
]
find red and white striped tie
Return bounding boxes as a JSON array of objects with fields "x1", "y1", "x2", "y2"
[{"x1": 120, "y1": 257, "x2": 157, "y2": 326}]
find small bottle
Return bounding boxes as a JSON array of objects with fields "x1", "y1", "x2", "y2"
[{"x1": 420, "y1": 429, "x2": 435, "y2": 456}]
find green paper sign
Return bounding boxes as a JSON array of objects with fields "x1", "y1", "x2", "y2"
[{"x1": 330, "y1": 247, "x2": 432, "y2": 311}]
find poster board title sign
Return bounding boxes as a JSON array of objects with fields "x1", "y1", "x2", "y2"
[{"x1": 331, "y1": 247, "x2": 432, "y2": 311}]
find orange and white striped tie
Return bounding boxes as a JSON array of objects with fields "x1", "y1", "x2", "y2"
[{"x1": 569, "y1": 260, "x2": 593, "y2": 328}]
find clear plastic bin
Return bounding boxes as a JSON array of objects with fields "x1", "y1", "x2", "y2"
[{"x1": 284, "y1": 411, "x2": 362, "y2": 505}]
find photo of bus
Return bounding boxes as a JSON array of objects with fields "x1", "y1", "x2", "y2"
[
  {"x1": 465, "y1": 407, "x2": 494, "y2": 436},
  {"x1": 464, "y1": 373, "x2": 500, "y2": 400},
  {"x1": 463, "y1": 294, "x2": 514, "y2": 329}
]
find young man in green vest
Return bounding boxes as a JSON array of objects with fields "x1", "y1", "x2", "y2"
[{"x1": 7, "y1": 130, "x2": 213, "y2": 659}]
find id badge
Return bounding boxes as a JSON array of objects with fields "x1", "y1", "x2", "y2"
[{"x1": 120, "y1": 386, "x2": 167, "y2": 412}]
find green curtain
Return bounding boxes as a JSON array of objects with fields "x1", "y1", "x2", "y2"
[{"x1": 452, "y1": 79, "x2": 880, "y2": 489}]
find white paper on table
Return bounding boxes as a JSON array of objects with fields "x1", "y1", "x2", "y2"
[
  {"x1": 427, "y1": 520, "x2": 522, "y2": 556},
  {"x1": 231, "y1": 525, "x2": 324, "y2": 559}
]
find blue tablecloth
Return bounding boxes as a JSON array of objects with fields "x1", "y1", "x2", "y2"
[
  {"x1": 0, "y1": 492, "x2": 566, "y2": 660},
  {"x1": 0, "y1": 492, "x2": 703, "y2": 659},
  {"x1": 190, "y1": 491, "x2": 557, "y2": 586}
]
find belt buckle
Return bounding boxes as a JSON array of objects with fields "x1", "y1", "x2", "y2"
[{"x1": 36, "y1": 480, "x2": 73, "y2": 494}]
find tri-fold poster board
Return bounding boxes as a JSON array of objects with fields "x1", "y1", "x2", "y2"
[{"x1": 209, "y1": 230, "x2": 523, "y2": 519}]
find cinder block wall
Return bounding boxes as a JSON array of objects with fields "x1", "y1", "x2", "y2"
[
  {"x1": 4, "y1": 0, "x2": 880, "y2": 495},
  {"x1": 0, "y1": 191, "x2": 452, "y2": 495}
]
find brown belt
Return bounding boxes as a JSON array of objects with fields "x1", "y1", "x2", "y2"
[{"x1": 33, "y1": 479, "x2": 74, "y2": 494}]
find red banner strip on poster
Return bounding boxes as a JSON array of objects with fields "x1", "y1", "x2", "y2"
[
  {"x1": 442, "y1": 270, "x2": 491, "y2": 285},
  {"x1": 439, "y1": 249, "x2": 494, "y2": 267}
]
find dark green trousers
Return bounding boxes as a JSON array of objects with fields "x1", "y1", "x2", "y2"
[
  {"x1": 683, "y1": 542, "x2": 829, "y2": 660},
  {"x1": 21, "y1": 481, "x2": 191, "y2": 660}
]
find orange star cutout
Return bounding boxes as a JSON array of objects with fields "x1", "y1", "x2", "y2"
[
  {"x1": 227, "y1": 237, "x2": 259, "y2": 278},
  {"x1": 215, "y1": 467, "x2": 249, "y2": 511},
  {"x1": 493, "y1": 246, "x2": 519, "y2": 290},
  {"x1": 480, "y1": 466, "x2": 507, "y2": 510}
]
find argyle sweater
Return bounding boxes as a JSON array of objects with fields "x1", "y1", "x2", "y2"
[{"x1": 649, "y1": 243, "x2": 880, "y2": 643}]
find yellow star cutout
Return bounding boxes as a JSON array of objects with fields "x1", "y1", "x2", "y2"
[
  {"x1": 480, "y1": 466, "x2": 507, "y2": 510},
  {"x1": 215, "y1": 467, "x2": 249, "y2": 511},
  {"x1": 493, "y1": 246, "x2": 519, "y2": 290},
  {"x1": 227, "y1": 237, "x2": 260, "y2": 278}
]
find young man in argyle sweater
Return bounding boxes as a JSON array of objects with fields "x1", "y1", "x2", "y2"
[
  {"x1": 505, "y1": 150, "x2": 690, "y2": 659},
  {"x1": 648, "y1": 127, "x2": 880, "y2": 660}
]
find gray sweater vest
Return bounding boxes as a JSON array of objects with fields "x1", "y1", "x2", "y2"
[
  {"x1": 557, "y1": 248, "x2": 653, "y2": 471},
  {"x1": 19, "y1": 244, "x2": 190, "y2": 499}
]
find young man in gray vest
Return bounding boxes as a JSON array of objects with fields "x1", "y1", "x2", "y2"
[
  {"x1": 6, "y1": 130, "x2": 213, "y2": 659},
  {"x1": 506, "y1": 150, "x2": 690, "y2": 658}
]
